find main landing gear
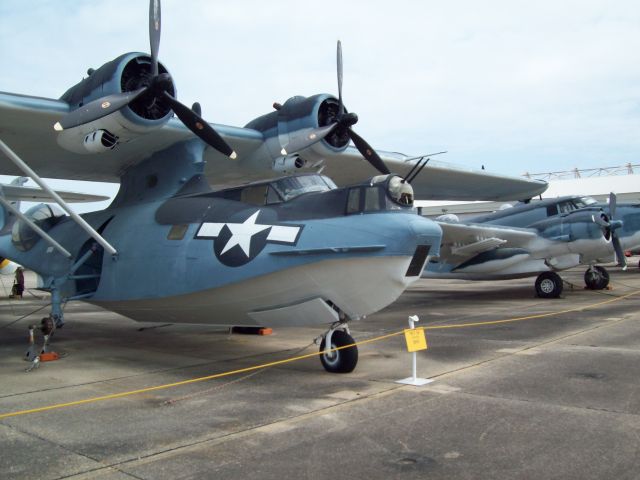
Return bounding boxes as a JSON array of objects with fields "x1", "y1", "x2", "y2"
[
  {"x1": 535, "y1": 265, "x2": 611, "y2": 298},
  {"x1": 318, "y1": 323, "x2": 358, "y2": 373},
  {"x1": 535, "y1": 272, "x2": 563, "y2": 298},
  {"x1": 584, "y1": 265, "x2": 610, "y2": 290}
]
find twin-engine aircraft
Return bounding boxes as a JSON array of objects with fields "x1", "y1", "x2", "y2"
[
  {"x1": 0, "y1": 0, "x2": 547, "y2": 372},
  {"x1": 424, "y1": 194, "x2": 640, "y2": 298}
]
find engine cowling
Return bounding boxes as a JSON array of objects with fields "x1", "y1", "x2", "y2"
[
  {"x1": 244, "y1": 94, "x2": 351, "y2": 171},
  {"x1": 56, "y1": 52, "x2": 176, "y2": 154},
  {"x1": 530, "y1": 209, "x2": 615, "y2": 263}
]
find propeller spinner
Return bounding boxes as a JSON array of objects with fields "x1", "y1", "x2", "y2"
[{"x1": 54, "y1": 0, "x2": 237, "y2": 160}]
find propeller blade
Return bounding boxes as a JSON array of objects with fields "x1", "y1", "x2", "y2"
[
  {"x1": 54, "y1": 87, "x2": 147, "y2": 131},
  {"x1": 592, "y1": 213, "x2": 610, "y2": 229},
  {"x1": 149, "y1": 0, "x2": 161, "y2": 77},
  {"x1": 612, "y1": 234, "x2": 627, "y2": 269},
  {"x1": 348, "y1": 128, "x2": 390, "y2": 175},
  {"x1": 609, "y1": 191, "x2": 617, "y2": 219},
  {"x1": 337, "y1": 40, "x2": 344, "y2": 116},
  {"x1": 162, "y1": 92, "x2": 237, "y2": 159},
  {"x1": 280, "y1": 123, "x2": 338, "y2": 155},
  {"x1": 406, "y1": 157, "x2": 430, "y2": 184}
]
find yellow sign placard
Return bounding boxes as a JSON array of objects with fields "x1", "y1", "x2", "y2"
[{"x1": 404, "y1": 328, "x2": 427, "y2": 352}]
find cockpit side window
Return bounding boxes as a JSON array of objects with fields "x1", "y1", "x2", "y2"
[
  {"x1": 347, "y1": 188, "x2": 361, "y2": 214},
  {"x1": 546, "y1": 204, "x2": 558, "y2": 217},
  {"x1": 364, "y1": 187, "x2": 382, "y2": 211},
  {"x1": 558, "y1": 201, "x2": 575, "y2": 214},
  {"x1": 265, "y1": 186, "x2": 282, "y2": 205},
  {"x1": 240, "y1": 185, "x2": 268, "y2": 205}
]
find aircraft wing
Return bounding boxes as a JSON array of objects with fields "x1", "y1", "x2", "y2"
[
  {"x1": 320, "y1": 148, "x2": 549, "y2": 201},
  {"x1": 0, "y1": 92, "x2": 547, "y2": 201},
  {"x1": 437, "y1": 221, "x2": 539, "y2": 264},
  {"x1": 0, "y1": 92, "x2": 264, "y2": 183},
  {"x1": 0, "y1": 184, "x2": 110, "y2": 203}
]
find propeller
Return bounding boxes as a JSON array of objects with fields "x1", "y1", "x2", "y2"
[
  {"x1": 280, "y1": 41, "x2": 390, "y2": 175},
  {"x1": 593, "y1": 192, "x2": 626, "y2": 269},
  {"x1": 54, "y1": 0, "x2": 237, "y2": 159}
]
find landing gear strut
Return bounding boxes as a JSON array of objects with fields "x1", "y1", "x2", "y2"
[
  {"x1": 318, "y1": 325, "x2": 358, "y2": 373},
  {"x1": 584, "y1": 265, "x2": 609, "y2": 290},
  {"x1": 535, "y1": 271, "x2": 563, "y2": 298}
]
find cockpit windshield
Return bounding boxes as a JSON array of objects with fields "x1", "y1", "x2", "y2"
[
  {"x1": 271, "y1": 175, "x2": 337, "y2": 201},
  {"x1": 575, "y1": 196, "x2": 598, "y2": 208},
  {"x1": 215, "y1": 174, "x2": 337, "y2": 206}
]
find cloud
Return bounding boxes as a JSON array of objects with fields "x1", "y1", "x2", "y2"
[{"x1": 1, "y1": 0, "x2": 639, "y2": 180}]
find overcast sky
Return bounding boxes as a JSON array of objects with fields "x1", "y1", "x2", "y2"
[{"x1": 1, "y1": 0, "x2": 639, "y2": 209}]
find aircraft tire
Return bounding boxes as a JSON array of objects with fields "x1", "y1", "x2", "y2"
[
  {"x1": 584, "y1": 266, "x2": 609, "y2": 290},
  {"x1": 320, "y1": 330, "x2": 358, "y2": 373},
  {"x1": 535, "y1": 272, "x2": 563, "y2": 298}
]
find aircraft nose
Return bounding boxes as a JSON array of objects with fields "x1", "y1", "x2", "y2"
[{"x1": 409, "y1": 216, "x2": 442, "y2": 257}]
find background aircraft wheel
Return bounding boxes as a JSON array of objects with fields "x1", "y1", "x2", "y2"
[
  {"x1": 584, "y1": 266, "x2": 609, "y2": 290},
  {"x1": 320, "y1": 330, "x2": 358, "y2": 373},
  {"x1": 535, "y1": 272, "x2": 563, "y2": 298}
]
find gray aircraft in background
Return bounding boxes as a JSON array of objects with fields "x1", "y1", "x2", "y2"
[{"x1": 424, "y1": 194, "x2": 639, "y2": 298}]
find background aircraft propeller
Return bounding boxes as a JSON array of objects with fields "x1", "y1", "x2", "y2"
[
  {"x1": 54, "y1": 0, "x2": 236, "y2": 159},
  {"x1": 593, "y1": 192, "x2": 626, "y2": 268},
  {"x1": 281, "y1": 41, "x2": 390, "y2": 175}
]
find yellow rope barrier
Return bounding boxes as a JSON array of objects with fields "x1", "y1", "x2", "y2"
[
  {"x1": 1, "y1": 289, "x2": 639, "y2": 420},
  {"x1": 425, "y1": 289, "x2": 640, "y2": 330}
]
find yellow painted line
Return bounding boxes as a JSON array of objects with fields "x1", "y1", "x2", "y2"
[{"x1": 1, "y1": 290, "x2": 638, "y2": 420}]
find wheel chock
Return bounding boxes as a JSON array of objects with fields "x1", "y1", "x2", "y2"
[
  {"x1": 39, "y1": 352, "x2": 60, "y2": 362},
  {"x1": 231, "y1": 326, "x2": 273, "y2": 335}
]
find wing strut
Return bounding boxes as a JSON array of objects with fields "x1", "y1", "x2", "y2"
[
  {"x1": 0, "y1": 192, "x2": 72, "y2": 259},
  {"x1": 0, "y1": 138, "x2": 118, "y2": 257}
]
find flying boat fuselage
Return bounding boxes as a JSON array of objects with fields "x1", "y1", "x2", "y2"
[{"x1": 1, "y1": 169, "x2": 441, "y2": 328}]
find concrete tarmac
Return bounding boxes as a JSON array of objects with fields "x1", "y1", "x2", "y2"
[{"x1": 1, "y1": 266, "x2": 640, "y2": 479}]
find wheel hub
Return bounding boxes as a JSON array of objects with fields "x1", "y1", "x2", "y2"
[{"x1": 540, "y1": 278, "x2": 555, "y2": 294}]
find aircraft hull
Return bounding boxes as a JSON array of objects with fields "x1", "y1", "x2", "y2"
[{"x1": 90, "y1": 255, "x2": 419, "y2": 327}]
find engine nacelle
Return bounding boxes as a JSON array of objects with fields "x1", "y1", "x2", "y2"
[
  {"x1": 272, "y1": 155, "x2": 307, "y2": 173},
  {"x1": 532, "y1": 209, "x2": 608, "y2": 244},
  {"x1": 244, "y1": 94, "x2": 351, "y2": 170},
  {"x1": 531, "y1": 209, "x2": 613, "y2": 260},
  {"x1": 56, "y1": 52, "x2": 176, "y2": 154}
]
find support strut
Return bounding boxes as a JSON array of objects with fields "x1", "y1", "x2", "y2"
[{"x1": 0, "y1": 138, "x2": 118, "y2": 257}]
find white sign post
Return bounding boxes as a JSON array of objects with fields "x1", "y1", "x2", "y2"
[{"x1": 396, "y1": 315, "x2": 433, "y2": 386}]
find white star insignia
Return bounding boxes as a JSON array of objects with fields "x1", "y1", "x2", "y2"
[
  {"x1": 220, "y1": 211, "x2": 271, "y2": 256},
  {"x1": 196, "y1": 210, "x2": 301, "y2": 259}
]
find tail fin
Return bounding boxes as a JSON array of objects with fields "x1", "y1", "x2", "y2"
[
  {"x1": 0, "y1": 177, "x2": 29, "y2": 234},
  {"x1": 9, "y1": 176, "x2": 28, "y2": 186}
]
